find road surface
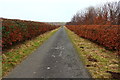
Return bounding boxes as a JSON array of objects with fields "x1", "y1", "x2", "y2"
[{"x1": 5, "y1": 27, "x2": 91, "y2": 78}]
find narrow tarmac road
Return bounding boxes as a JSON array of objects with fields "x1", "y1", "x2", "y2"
[{"x1": 5, "y1": 27, "x2": 91, "y2": 78}]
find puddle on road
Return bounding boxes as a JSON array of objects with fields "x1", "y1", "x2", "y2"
[
  {"x1": 47, "y1": 67, "x2": 51, "y2": 70},
  {"x1": 53, "y1": 46, "x2": 65, "y2": 50}
]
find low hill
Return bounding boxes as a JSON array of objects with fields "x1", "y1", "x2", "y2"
[{"x1": 46, "y1": 22, "x2": 66, "y2": 26}]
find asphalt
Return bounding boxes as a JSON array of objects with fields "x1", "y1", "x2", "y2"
[{"x1": 5, "y1": 27, "x2": 91, "y2": 78}]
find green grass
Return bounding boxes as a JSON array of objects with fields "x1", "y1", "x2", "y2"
[
  {"x1": 2, "y1": 28, "x2": 59, "y2": 77},
  {"x1": 65, "y1": 27, "x2": 119, "y2": 78},
  {"x1": 0, "y1": 55, "x2": 2, "y2": 79}
]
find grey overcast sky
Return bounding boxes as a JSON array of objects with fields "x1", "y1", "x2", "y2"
[{"x1": 0, "y1": 0, "x2": 119, "y2": 22}]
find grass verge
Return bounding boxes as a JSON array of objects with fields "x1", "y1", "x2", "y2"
[
  {"x1": 2, "y1": 28, "x2": 59, "y2": 77},
  {"x1": 65, "y1": 27, "x2": 120, "y2": 78},
  {"x1": 0, "y1": 55, "x2": 2, "y2": 79}
]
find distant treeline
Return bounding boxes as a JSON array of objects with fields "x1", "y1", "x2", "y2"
[{"x1": 66, "y1": 1, "x2": 120, "y2": 25}]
